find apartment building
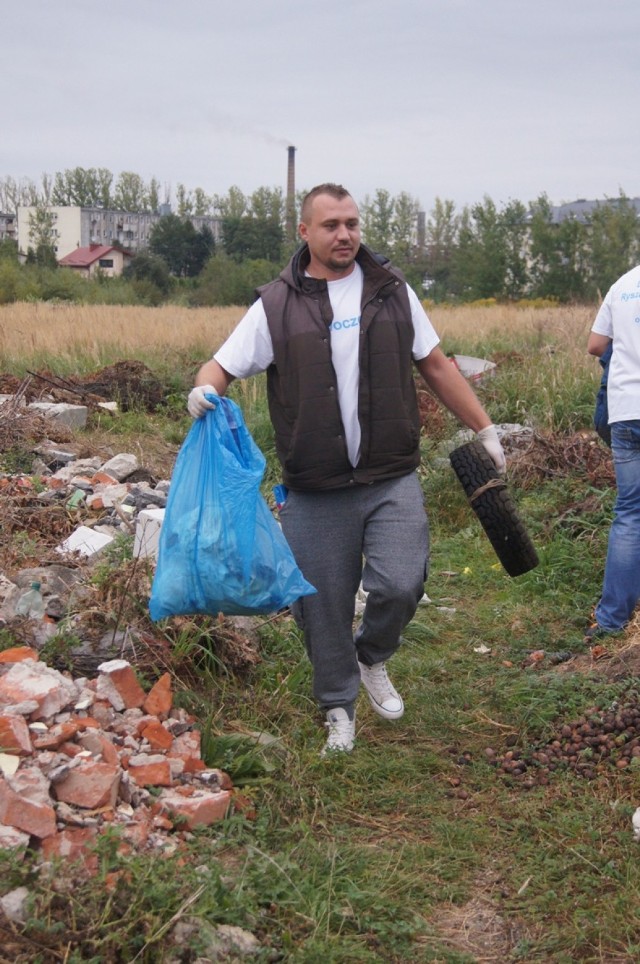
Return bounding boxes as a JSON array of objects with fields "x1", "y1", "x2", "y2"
[
  {"x1": 0, "y1": 211, "x2": 17, "y2": 244},
  {"x1": 16, "y1": 205, "x2": 221, "y2": 260}
]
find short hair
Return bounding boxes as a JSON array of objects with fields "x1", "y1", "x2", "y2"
[{"x1": 300, "y1": 183, "x2": 353, "y2": 223}]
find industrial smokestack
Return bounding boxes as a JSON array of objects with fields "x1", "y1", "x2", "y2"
[
  {"x1": 286, "y1": 145, "x2": 297, "y2": 243},
  {"x1": 287, "y1": 145, "x2": 296, "y2": 200}
]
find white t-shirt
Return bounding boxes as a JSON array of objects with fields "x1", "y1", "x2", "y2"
[
  {"x1": 214, "y1": 263, "x2": 440, "y2": 465},
  {"x1": 591, "y1": 263, "x2": 640, "y2": 423}
]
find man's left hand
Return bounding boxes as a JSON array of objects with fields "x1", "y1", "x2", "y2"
[{"x1": 477, "y1": 425, "x2": 506, "y2": 475}]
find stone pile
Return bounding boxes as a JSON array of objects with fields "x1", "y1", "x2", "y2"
[
  {"x1": 0, "y1": 444, "x2": 169, "y2": 625},
  {"x1": 0, "y1": 646, "x2": 234, "y2": 867}
]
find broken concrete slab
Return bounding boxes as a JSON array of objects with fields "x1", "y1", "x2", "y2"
[
  {"x1": 27, "y1": 402, "x2": 88, "y2": 430},
  {"x1": 0, "y1": 660, "x2": 79, "y2": 720},
  {"x1": 100, "y1": 453, "x2": 139, "y2": 480},
  {"x1": 134, "y1": 507, "x2": 165, "y2": 559},
  {"x1": 56, "y1": 526, "x2": 115, "y2": 558},
  {"x1": 51, "y1": 458, "x2": 103, "y2": 481}
]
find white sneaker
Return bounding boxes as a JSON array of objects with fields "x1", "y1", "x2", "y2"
[
  {"x1": 321, "y1": 708, "x2": 356, "y2": 756},
  {"x1": 358, "y1": 661, "x2": 404, "y2": 720}
]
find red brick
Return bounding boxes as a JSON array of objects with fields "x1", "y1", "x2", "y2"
[
  {"x1": 143, "y1": 673, "x2": 173, "y2": 717},
  {"x1": 90, "y1": 471, "x2": 117, "y2": 486},
  {"x1": 0, "y1": 647, "x2": 39, "y2": 664},
  {"x1": 152, "y1": 814, "x2": 174, "y2": 831},
  {"x1": 70, "y1": 715, "x2": 101, "y2": 730},
  {"x1": 134, "y1": 715, "x2": 156, "y2": 735},
  {"x1": 87, "y1": 701, "x2": 117, "y2": 727},
  {"x1": 33, "y1": 721, "x2": 80, "y2": 750},
  {"x1": 141, "y1": 720, "x2": 173, "y2": 751},
  {"x1": 157, "y1": 788, "x2": 231, "y2": 829},
  {"x1": 77, "y1": 729, "x2": 121, "y2": 766},
  {"x1": 0, "y1": 825, "x2": 30, "y2": 851},
  {"x1": 98, "y1": 736, "x2": 120, "y2": 766},
  {"x1": 59, "y1": 741, "x2": 85, "y2": 758},
  {"x1": 231, "y1": 791, "x2": 257, "y2": 820},
  {"x1": 128, "y1": 757, "x2": 173, "y2": 787},
  {"x1": 205, "y1": 768, "x2": 233, "y2": 790},
  {"x1": 0, "y1": 777, "x2": 56, "y2": 838},
  {"x1": 41, "y1": 827, "x2": 99, "y2": 873},
  {"x1": 119, "y1": 814, "x2": 151, "y2": 849},
  {"x1": 182, "y1": 757, "x2": 206, "y2": 774},
  {"x1": 97, "y1": 660, "x2": 146, "y2": 710},
  {"x1": 0, "y1": 715, "x2": 33, "y2": 755},
  {"x1": 78, "y1": 730, "x2": 120, "y2": 764},
  {"x1": 54, "y1": 760, "x2": 121, "y2": 809}
]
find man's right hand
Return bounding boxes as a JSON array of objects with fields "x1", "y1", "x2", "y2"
[
  {"x1": 476, "y1": 424, "x2": 506, "y2": 475},
  {"x1": 187, "y1": 384, "x2": 218, "y2": 419}
]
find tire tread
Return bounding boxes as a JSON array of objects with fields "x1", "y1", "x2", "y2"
[{"x1": 449, "y1": 441, "x2": 539, "y2": 577}]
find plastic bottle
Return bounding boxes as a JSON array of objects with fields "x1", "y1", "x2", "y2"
[{"x1": 16, "y1": 581, "x2": 46, "y2": 619}]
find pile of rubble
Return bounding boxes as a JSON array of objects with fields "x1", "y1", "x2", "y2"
[
  {"x1": 0, "y1": 395, "x2": 266, "y2": 876},
  {"x1": 0, "y1": 434, "x2": 261, "y2": 669},
  {"x1": 0, "y1": 440, "x2": 172, "y2": 664},
  {"x1": 0, "y1": 646, "x2": 235, "y2": 867},
  {"x1": 0, "y1": 430, "x2": 169, "y2": 623},
  {"x1": 1, "y1": 442, "x2": 167, "y2": 560}
]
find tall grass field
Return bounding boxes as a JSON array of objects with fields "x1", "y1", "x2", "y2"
[
  {"x1": 0, "y1": 299, "x2": 594, "y2": 369},
  {"x1": 2, "y1": 299, "x2": 639, "y2": 963}
]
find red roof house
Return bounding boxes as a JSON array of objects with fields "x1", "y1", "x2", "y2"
[{"x1": 58, "y1": 244, "x2": 133, "y2": 278}]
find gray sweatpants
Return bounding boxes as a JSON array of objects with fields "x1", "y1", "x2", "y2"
[{"x1": 279, "y1": 472, "x2": 429, "y2": 714}]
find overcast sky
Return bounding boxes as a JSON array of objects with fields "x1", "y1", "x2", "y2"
[{"x1": 3, "y1": 0, "x2": 638, "y2": 214}]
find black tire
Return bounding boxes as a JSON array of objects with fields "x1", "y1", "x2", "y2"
[{"x1": 449, "y1": 440, "x2": 539, "y2": 577}]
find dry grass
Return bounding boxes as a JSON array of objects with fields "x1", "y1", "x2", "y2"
[
  {"x1": 0, "y1": 301, "x2": 598, "y2": 356},
  {"x1": 0, "y1": 302, "x2": 244, "y2": 369},
  {"x1": 0, "y1": 301, "x2": 600, "y2": 414},
  {"x1": 430, "y1": 302, "x2": 596, "y2": 360}
]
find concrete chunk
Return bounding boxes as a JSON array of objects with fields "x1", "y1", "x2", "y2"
[
  {"x1": 0, "y1": 661, "x2": 77, "y2": 720},
  {"x1": 0, "y1": 825, "x2": 30, "y2": 852},
  {"x1": 133, "y1": 507, "x2": 165, "y2": 559},
  {"x1": 101, "y1": 453, "x2": 139, "y2": 480},
  {"x1": 28, "y1": 402, "x2": 88, "y2": 430},
  {"x1": 57, "y1": 525, "x2": 114, "y2": 557}
]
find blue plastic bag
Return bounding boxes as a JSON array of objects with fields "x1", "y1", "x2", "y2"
[{"x1": 149, "y1": 396, "x2": 315, "y2": 619}]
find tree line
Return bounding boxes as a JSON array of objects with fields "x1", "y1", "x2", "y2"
[{"x1": 2, "y1": 168, "x2": 640, "y2": 305}]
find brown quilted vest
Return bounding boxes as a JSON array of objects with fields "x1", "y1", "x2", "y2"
[{"x1": 257, "y1": 244, "x2": 421, "y2": 491}]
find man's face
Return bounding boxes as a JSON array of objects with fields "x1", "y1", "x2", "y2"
[{"x1": 299, "y1": 193, "x2": 361, "y2": 279}]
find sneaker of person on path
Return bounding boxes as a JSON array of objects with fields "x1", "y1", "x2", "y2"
[
  {"x1": 187, "y1": 183, "x2": 506, "y2": 756},
  {"x1": 586, "y1": 263, "x2": 640, "y2": 642}
]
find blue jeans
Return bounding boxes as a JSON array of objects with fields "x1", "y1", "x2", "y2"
[{"x1": 595, "y1": 420, "x2": 640, "y2": 631}]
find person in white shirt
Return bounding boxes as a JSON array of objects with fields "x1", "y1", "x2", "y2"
[
  {"x1": 188, "y1": 183, "x2": 506, "y2": 756},
  {"x1": 587, "y1": 263, "x2": 640, "y2": 639}
]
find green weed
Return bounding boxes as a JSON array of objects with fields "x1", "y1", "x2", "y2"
[{"x1": 39, "y1": 628, "x2": 84, "y2": 672}]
